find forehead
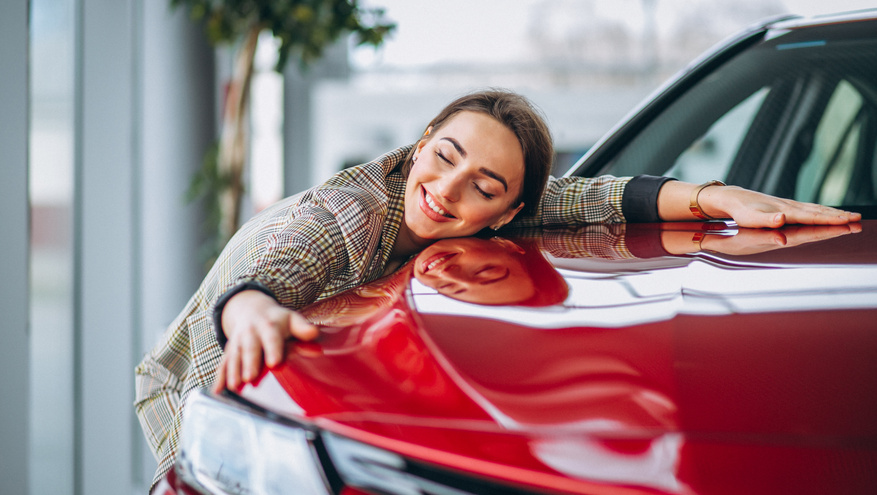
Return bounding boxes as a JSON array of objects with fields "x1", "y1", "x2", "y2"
[{"x1": 435, "y1": 111, "x2": 525, "y2": 188}]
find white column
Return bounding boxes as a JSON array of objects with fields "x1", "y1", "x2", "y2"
[
  {"x1": 284, "y1": 40, "x2": 350, "y2": 195},
  {"x1": 76, "y1": 0, "x2": 136, "y2": 492},
  {"x1": 0, "y1": 1, "x2": 31, "y2": 492},
  {"x1": 137, "y1": 1, "x2": 215, "y2": 484}
]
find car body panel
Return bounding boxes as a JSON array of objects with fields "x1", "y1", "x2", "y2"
[{"x1": 234, "y1": 220, "x2": 877, "y2": 494}]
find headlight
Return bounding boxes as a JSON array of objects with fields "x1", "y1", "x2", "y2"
[{"x1": 177, "y1": 390, "x2": 330, "y2": 495}]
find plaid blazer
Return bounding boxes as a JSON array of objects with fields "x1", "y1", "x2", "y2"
[{"x1": 134, "y1": 145, "x2": 635, "y2": 488}]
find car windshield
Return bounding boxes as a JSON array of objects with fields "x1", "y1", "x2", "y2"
[{"x1": 581, "y1": 19, "x2": 877, "y2": 210}]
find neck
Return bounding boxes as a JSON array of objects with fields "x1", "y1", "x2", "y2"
[{"x1": 391, "y1": 220, "x2": 430, "y2": 259}]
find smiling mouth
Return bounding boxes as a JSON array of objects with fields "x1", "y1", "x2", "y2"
[
  {"x1": 421, "y1": 252, "x2": 458, "y2": 273},
  {"x1": 423, "y1": 187, "x2": 454, "y2": 218}
]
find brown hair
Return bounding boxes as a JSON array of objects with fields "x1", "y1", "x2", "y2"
[{"x1": 402, "y1": 89, "x2": 554, "y2": 217}]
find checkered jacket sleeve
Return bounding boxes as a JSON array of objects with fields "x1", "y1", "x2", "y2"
[
  {"x1": 513, "y1": 174, "x2": 632, "y2": 227},
  {"x1": 540, "y1": 224, "x2": 635, "y2": 260}
]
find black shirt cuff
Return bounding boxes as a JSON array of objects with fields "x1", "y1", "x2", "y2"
[
  {"x1": 212, "y1": 281, "x2": 278, "y2": 350},
  {"x1": 622, "y1": 175, "x2": 677, "y2": 223}
]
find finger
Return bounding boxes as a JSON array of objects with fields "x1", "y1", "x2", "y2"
[
  {"x1": 788, "y1": 224, "x2": 856, "y2": 244},
  {"x1": 735, "y1": 211, "x2": 785, "y2": 229},
  {"x1": 785, "y1": 204, "x2": 861, "y2": 225},
  {"x1": 239, "y1": 330, "x2": 265, "y2": 383},
  {"x1": 289, "y1": 312, "x2": 320, "y2": 341},
  {"x1": 212, "y1": 355, "x2": 228, "y2": 394},
  {"x1": 261, "y1": 328, "x2": 288, "y2": 369},
  {"x1": 772, "y1": 229, "x2": 788, "y2": 247},
  {"x1": 771, "y1": 212, "x2": 786, "y2": 229},
  {"x1": 225, "y1": 344, "x2": 242, "y2": 391},
  {"x1": 262, "y1": 312, "x2": 318, "y2": 368}
]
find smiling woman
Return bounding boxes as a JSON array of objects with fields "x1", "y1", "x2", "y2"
[{"x1": 134, "y1": 88, "x2": 860, "y2": 490}]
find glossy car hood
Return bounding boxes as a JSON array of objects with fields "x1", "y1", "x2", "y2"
[{"x1": 241, "y1": 221, "x2": 877, "y2": 494}]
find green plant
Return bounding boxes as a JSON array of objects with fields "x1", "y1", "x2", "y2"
[{"x1": 175, "y1": 0, "x2": 395, "y2": 265}]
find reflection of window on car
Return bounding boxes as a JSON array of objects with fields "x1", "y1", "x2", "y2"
[{"x1": 584, "y1": 23, "x2": 877, "y2": 211}]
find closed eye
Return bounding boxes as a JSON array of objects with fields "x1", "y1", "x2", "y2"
[
  {"x1": 474, "y1": 183, "x2": 494, "y2": 199},
  {"x1": 436, "y1": 150, "x2": 453, "y2": 165}
]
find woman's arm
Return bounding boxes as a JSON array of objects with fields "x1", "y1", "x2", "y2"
[
  {"x1": 207, "y1": 183, "x2": 392, "y2": 392},
  {"x1": 657, "y1": 181, "x2": 862, "y2": 227},
  {"x1": 511, "y1": 175, "x2": 632, "y2": 227}
]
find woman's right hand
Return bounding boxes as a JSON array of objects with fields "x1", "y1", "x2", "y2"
[{"x1": 212, "y1": 290, "x2": 319, "y2": 393}]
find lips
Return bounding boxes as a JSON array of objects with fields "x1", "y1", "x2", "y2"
[
  {"x1": 419, "y1": 186, "x2": 455, "y2": 222},
  {"x1": 420, "y1": 252, "x2": 458, "y2": 274}
]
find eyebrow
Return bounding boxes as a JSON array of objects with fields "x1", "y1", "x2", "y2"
[{"x1": 441, "y1": 137, "x2": 509, "y2": 192}]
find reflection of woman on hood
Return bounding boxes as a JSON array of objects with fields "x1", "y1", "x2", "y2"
[
  {"x1": 302, "y1": 235, "x2": 570, "y2": 330},
  {"x1": 413, "y1": 236, "x2": 569, "y2": 307}
]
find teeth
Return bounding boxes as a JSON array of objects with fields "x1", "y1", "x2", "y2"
[
  {"x1": 425, "y1": 193, "x2": 447, "y2": 216},
  {"x1": 427, "y1": 255, "x2": 449, "y2": 271}
]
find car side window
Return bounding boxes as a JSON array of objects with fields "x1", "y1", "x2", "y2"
[
  {"x1": 665, "y1": 88, "x2": 768, "y2": 184},
  {"x1": 585, "y1": 28, "x2": 877, "y2": 210},
  {"x1": 795, "y1": 80, "x2": 869, "y2": 205}
]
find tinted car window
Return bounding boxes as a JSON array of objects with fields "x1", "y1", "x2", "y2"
[{"x1": 579, "y1": 20, "x2": 877, "y2": 210}]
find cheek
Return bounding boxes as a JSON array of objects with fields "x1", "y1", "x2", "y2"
[{"x1": 458, "y1": 204, "x2": 506, "y2": 229}]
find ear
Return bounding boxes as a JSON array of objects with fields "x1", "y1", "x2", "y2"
[
  {"x1": 413, "y1": 126, "x2": 433, "y2": 160},
  {"x1": 492, "y1": 202, "x2": 525, "y2": 230}
]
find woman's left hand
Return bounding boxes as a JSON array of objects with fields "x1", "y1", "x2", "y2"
[
  {"x1": 658, "y1": 181, "x2": 862, "y2": 227},
  {"x1": 704, "y1": 185, "x2": 861, "y2": 228}
]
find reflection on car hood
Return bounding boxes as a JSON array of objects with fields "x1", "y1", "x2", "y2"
[{"x1": 241, "y1": 221, "x2": 877, "y2": 494}]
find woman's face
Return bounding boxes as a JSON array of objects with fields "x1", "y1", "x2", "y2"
[
  {"x1": 401, "y1": 111, "x2": 525, "y2": 247},
  {"x1": 413, "y1": 237, "x2": 535, "y2": 305}
]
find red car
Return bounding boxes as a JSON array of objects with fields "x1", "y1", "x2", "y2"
[{"x1": 157, "y1": 9, "x2": 877, "y2": 495}]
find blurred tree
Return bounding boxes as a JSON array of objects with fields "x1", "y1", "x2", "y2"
[{"x1": 175, "y1": 0, "x2": 394, "y2": 263}]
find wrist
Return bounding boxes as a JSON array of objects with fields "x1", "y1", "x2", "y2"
[
  {"x1": 689, "y1": 180, "x2": 727, "y2": 220},
  {"x1": 213, "y1": 281, "x2": 278, "y2": 348}
]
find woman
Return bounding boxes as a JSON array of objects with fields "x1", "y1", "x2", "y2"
[{"x1": 135, "y1": 89, "x2": 859, "y2": 488}]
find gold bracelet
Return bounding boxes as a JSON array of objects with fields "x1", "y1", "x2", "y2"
[
  {"x1": 689, "y1": 180, "x2": 726, "y2": 220},
  {"x1": 692, "y1": 231, "x2": 705, "y2": 252}
]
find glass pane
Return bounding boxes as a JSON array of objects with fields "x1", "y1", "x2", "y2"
[
  {"x1": 795, "y1": 81, "x2": 864, "y2": 204},
  {"x1": 29, "y1": 0, "x2": 75, "y2": 493},
  {"x1": 819, "y1": 122, "x2": 862, "y2": 204},
  {"x1": 593, "y1": 22, "x2": 877, "y2": 208},
  {"x1": 665, "y1": 88, "x2": 768, "y2": 184}
]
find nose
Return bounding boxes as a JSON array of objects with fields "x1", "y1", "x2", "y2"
[
  {"x1": 436, "y1": 171, "x2": 464, "y2": 203},
  {"x1": 436, "y1": 263, "x2": 469, "y2": 285}
]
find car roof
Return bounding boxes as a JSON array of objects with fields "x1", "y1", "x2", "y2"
[{"x1": 770, "y1": 8, "x2": 877, "y2": 30}]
